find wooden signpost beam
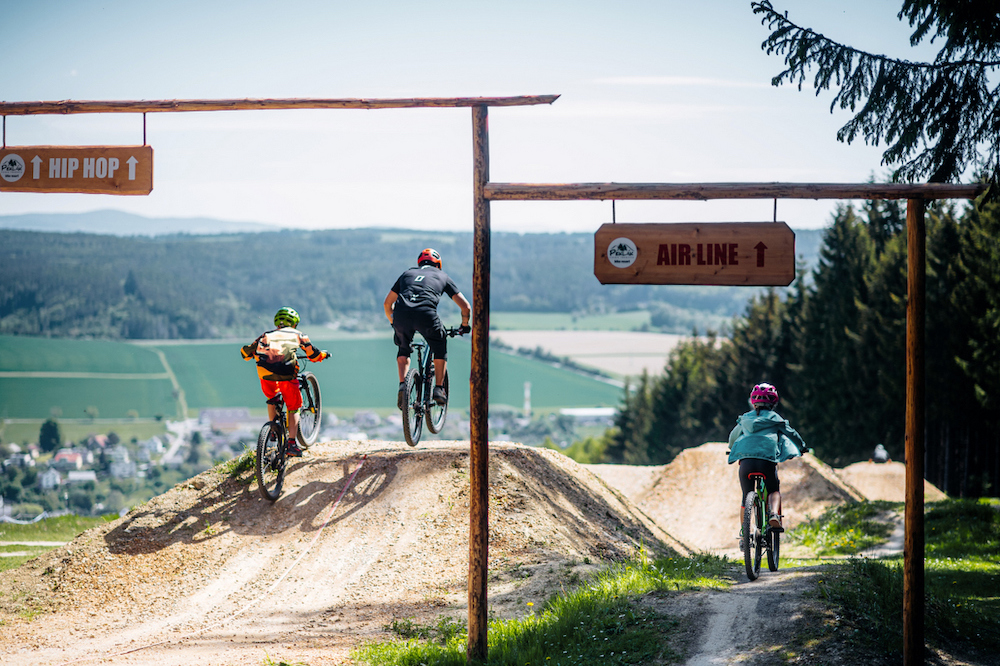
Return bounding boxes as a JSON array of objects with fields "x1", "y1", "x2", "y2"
[
  {"x1": 0, "y1": 96, "x2": 560, "y2": 116},
  {"x1": 468, "y1": 105, "x2": 491, "y2": 663},
  {"x1": 485, "y1": 181, "x2": 982, "y2": 201},
  {"x1": 904, "y1": 198, "x2": 926, "y2": 666}
]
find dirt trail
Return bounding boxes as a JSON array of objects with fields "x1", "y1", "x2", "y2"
[
  {"x1": 0, "y1": 441, "x2": 684, "y2": 666},
  {"x1": 0, "y1": 439, "x2": 938, "y2": 666}
]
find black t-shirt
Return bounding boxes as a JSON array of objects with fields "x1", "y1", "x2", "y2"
[{"x1": 391, "y1": 266, "x2": 460, "y2": 311}]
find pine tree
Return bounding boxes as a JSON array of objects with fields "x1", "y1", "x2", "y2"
[
  {"x1": 753, "y1": 1, "x2": 1000, "y2": 194},
  {"x1": 797, "y1": 204, "x2": 876, "y2": 463}
]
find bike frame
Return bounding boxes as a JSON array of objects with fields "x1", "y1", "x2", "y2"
[
  {"x1": 400, "y1": 327, "x2": 461, "y2": 446},
  {"x1": 743, "y1": 472, "x2": 779, "y2": 580}
]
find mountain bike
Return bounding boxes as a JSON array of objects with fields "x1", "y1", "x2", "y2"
[
  {"x1": 255, "y1": 350, "x2": 324, "y2": 501},
  {"x1": 401, "y1": 327, "x2": 463, "y2": 447},
  {"x1": 256, "y1": 394, "x2": 289, "y2": 502},
  {"x1": 742, "y1": 472, "x2": 780, "y2": 581},
  {"x1": 296, "y1": 349, "x2": 323, "y2": 448}
]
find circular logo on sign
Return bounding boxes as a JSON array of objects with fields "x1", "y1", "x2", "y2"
[
  {"x1": 607, "y1": 237, "x2": 638, "y2": 268},
  {"x1": 0, "y1": 154, "x2": 26, "y2": 183}
]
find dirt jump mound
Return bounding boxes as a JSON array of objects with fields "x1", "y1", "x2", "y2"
[
  {"x1": 836, "y1": 460, "x2": 947, "y2": 502},
  {"x1": 0, "y1": 440, "x2": 686, "y2": 666},
  {"x1": 591, "y1": 442, "x2": 864, "y2": 553}
]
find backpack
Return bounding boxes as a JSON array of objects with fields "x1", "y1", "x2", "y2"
[{"x1": 256, "y1": 329, "x2": 300, "y2": 365}]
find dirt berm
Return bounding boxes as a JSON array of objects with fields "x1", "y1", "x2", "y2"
[
  {"x1": 0, "y1": 440, "x2": 688, "y2": 666},
  {"x1": 588, "y1": 442, "x2": 866, "y2": 553},
  {"x1": 836, "y1": 460, "x2": 948, "y2": 502}
]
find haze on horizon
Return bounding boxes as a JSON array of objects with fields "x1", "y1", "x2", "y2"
[{"x1": 1, "y1": 1, "x2": 943, "y2": 234}]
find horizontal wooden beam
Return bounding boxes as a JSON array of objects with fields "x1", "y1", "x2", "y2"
[
  {"x1": 485, "y1": 182, "x2": 985, "y2": 201},
  {"x1": 0, "y1": 95, "x2": 560, "y2": 116}
]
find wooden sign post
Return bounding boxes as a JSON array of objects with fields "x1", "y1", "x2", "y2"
[
  {"x1": 0, "y1": 145, "x2": 153, "y2": 195},
  {"x1": 594, "y1": 221, "x2": 796, "y2": 286}
]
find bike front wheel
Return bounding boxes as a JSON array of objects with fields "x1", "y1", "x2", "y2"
[
  {"x1": 297, "y1": 372, "x2": 322, "y2": 447},
  {"x1": 401, "y1": 369, "x2": 423, "y2": 447},
  {"x1": 426, "y1": 369, "x2": 449, "y2": 434},
  {"x1": 743, "y1": 490, "x2": 762, "y2": 581},
  {"x1": 767, "y1": 527, "x2": 780, "y2": 572},
  {"x1": 256, "y1": 421, "x2": 286, "y2": 502}
]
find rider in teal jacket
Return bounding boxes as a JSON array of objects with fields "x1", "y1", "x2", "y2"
[{"x1": 727, "y1": 383, "x2": 806, "y2": 531}]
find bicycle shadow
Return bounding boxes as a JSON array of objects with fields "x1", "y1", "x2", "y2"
[{"x1": 102, "y1": 451, "x2": 397, "y2": 554}]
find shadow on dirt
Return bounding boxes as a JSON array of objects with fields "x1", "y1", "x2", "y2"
[{"x1": 102, "y1": 450, "x2": 400, "y2": 555}]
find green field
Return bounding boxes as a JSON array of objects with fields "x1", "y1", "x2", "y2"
[
  {"x1": 1, "y1": 334, "x2": 623, "y2": 422},
  {"x1": 489, "y1": 310, "x2": 652, "y2": 331}
]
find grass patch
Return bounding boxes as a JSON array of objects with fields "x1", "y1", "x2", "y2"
[
  {"x1": 0, "y1": 514, "x2": 113, "y2": 573},
  {"x1": 0, "y1": 514, "x2": 110, "y2": 542},
  {"x1": 786, "y1": 500, "x2": 900, "y2": 555},
  {"x1": 352, "y1": 553, "x2": 731, "y2": 665},
  {"x1": 815, "y1": 499, "x2": 1000, "y2": 661},
  {"x1": 220, "y1": 446, "x2": 256, "y2": 481}
]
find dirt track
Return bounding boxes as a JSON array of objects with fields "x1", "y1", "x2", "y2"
[{"x1": 0, "y1": 440, "x2": 937, "y2": 666}]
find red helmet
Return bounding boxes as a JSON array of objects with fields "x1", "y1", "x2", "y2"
[
  {"x1": 417, "y1": 248, "x2": 442, "y2": 269},
  {"x1": 749, "y1": 383, "x2": 779, "y2": 409}
]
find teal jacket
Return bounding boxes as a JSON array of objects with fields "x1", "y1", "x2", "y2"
[{"x1": 727, "y1": 408, "x2": 806, "y2": 465}]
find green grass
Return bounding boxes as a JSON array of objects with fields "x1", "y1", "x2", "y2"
[
  {"x1": 0, "y1": 335, "x2": 165, "y2": 374},
  {"x1": 0, "y1": 514, "x2": 111, "y2": 542},
  {"x1": 815, "y1": 499, "x2": 1000, "y2": 661},
  {"x1": 0, "y1": 515, "x2": 112, "y2": 573},
  {"x1": 0, "y1": 376, "x2": 179, "y2": 420},
  {"x1": 352, "y1": 553, "x2": 732, "y2": 666},
  {"x1": 786, "y1": 500, "x2": 900, "y2": 555},
  {"x1": 1, "y1": 335, "x2": 623, "y2": 422},
  {"x1": 489, "y1": 311, "x2": 652, "y2": 331}
]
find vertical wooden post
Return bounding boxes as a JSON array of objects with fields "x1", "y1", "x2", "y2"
[
  {"x1": 468, "y1": 104, "x2": 490, "y2": 663},
  {"x1": 904, "y1": 198, "x2": 926, "y2": 666}
]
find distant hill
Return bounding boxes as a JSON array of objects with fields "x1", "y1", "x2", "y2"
[
  {"x1": 0, "y1": 211, "x2": 827, "y2": 340},
  {"x1": 0, "y1": 210, "x2": 278, "y2": 236}
]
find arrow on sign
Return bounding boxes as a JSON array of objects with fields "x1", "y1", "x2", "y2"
[
  {"x1": 32, "y1": 155, "x2": 41, "y2": 179},
  {"x1": 127, "y1": 156, "x2": 138, "y2": 181},
  {"x1": 754, "y1": 241, "x2": 768, "y2": 267}
]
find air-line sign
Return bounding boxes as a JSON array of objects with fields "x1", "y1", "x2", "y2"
[
  {"x1": 594, "y1": 222, "x2": 796, "y2": 286},
  {"x1": 0, "y1": 145, "x2": 153, "y2": 195}
]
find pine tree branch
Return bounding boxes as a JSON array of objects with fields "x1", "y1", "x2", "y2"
[{"x1": 752, "y1": 0, "x2": 1000, "y2": 194}]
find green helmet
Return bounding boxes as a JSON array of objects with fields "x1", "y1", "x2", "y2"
[{"x1": 274, "y1": 306, "x2": 300, "y2": 328}]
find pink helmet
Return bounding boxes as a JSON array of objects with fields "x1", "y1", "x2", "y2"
[{"x1": 749, "y1": 383, "x2": 779, "y2": 409}]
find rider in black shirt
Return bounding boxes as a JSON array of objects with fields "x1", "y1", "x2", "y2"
[{"x1": 384, "y1": 248, "x2": 472, "y2": 408}]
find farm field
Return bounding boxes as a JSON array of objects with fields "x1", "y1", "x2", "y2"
[
  {"x1": 489, "y1": 310, "x2": 653, "y2": 331},
  {"x1": 0, "y1": 334, "x2": 623, "y2": 422},
  {"x1": 490, "y1": 329, "x2": 698, "y2": 378}
]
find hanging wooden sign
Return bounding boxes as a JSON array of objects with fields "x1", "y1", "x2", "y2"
[
  {"x1": 594, "y1": 221, "x2": 796, "y2": 286},
  {"x1": 0, "y1": 145, "x2": 153, "y2": 195}
]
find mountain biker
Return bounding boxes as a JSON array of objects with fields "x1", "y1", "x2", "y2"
[
  {"x1": 241, "y1": 306, "x2": 329, "y2": 458},
  {"x1": 384, "y1": 248, "x2": 471, "y2": 409},
  {"x1": 727, "y1": 382, "x2": 807, "y2": 532}
]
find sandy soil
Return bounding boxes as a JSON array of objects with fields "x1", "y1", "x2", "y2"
[
  {"x1": 589, "y1": 443, "x2": 865, "y2": 556},
  {"x1": 836, "y1": 460, "x2": 948, "y2": 502},
  {"x1": 0, "y1": 439, "x2": 954, "y2": 666},
  {"x1": 0, "y1": 441, "x2": 684, "y2": 666}
]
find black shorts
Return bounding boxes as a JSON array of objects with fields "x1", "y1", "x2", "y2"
[
  {"x1": 392, "y1": 308, "x2": 447, "y2": 360},
  {"x1": 738, "y1": 458, "x2": 779, "y2": 505}
]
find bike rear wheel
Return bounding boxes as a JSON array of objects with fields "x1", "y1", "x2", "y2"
[
  {"x1": 256, "y1": 421, "x2": 286, "y2": 502},
  {"x1": 426, "y1": 369, "x2": 449, "y2": 434},
  {"x1": 297, "y1": 372, "x2": 322, "y2": 447},
  {"x1": 743, "y1": 490, "x2": 762, "y2": 581},
  {"x1": 401, "y1": 369, "x2": 423, "y2": 447},
  {"x1": 767, "y1": 527, "x2": 780, "y2": 571}
]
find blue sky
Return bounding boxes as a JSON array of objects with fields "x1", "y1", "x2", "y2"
[{"x1": 1, "y1": 1, "x2": 941, "y2": 232}]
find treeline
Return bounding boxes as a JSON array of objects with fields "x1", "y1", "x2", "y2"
[
  {"x1": 0, "y1": 225, "x2": 820, "y2": 340},
  {"x1": 601, "y1": 198, "x2": 1000, "y2": 498}
]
